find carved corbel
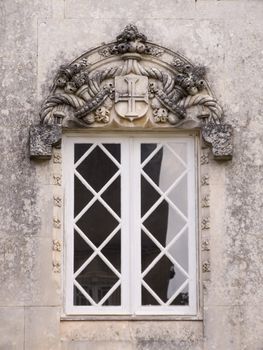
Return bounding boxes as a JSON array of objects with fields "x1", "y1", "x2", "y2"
[
  {"x1": 29, "y1": 124, "x2": 62, "y2": 160},
  {"x1": 202, "y1": 122, "x2": 233, "y2": 160}
]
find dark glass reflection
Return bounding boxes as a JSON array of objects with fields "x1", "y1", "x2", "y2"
[
  {"x1": 74, "y1": 176, "x2": 93, "y2": 217},
  {"x1": 141, "y1": 143, "x2": 189, "y2": 306},
  {"x1": 103, "y1": 143, "x2": 121, "y2": 162},
  {"x1": 101, "y1": 230, "x2": 121, "y2": 272},
  {"x1": 74, "y1": 143, "x2": 92, "y2": 163},
  {"x1": 101, "y1": 176, "x2": 121, "y2": 216},
  {"x1": 141, "y1": 230, "x2": 161, "y2": 271},
  {"x1": 74, "y1": 143, "x2": 121, "y2": 306},
  {"x1": 143, "y1": 255, "x2": 172, "y2": 302},
  {"x1": 76, "y1": 146, "x2": 118, "y2": 192},
  {"x1": 141, "y1": 143, "x2": 157, "y2": 163},
  {"x1": 76, "y1": 201, "x2": 118, "y2": 247},
  {"x1": 74, "y1": 285, "x2": 91, "y2": 306},
  {"x1": 75, "y1": 256, "x2": 119, "y2": 305},
  {"x1": 74, "y1": 230, "x2": 94, "y2": 272}
]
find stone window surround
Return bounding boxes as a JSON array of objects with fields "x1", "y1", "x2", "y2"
[{"x1": 29, "y1": 24, "x2": 232, "y2": 320}]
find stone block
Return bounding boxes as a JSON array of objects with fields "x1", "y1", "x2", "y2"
[
  {"x1": 204, "y1": 306, "x2": 241, "y2": 350},
  {"x1": 25, "y1": 307, "x2": 61, "y2": 350},
  {"x1": 64, "y1": 0, "x2": 196, "y2": 20},
  {"x1": 0, "y1": 307, "x2": 24, "y2": 350}
]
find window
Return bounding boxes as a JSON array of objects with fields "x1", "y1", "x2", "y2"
[{"x1": 63, "y1": 134, "x2": 197, "y2": 316}]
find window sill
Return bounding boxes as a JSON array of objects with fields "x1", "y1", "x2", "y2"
[{"x1": 60, "y1": 314, "x2": 203, "y2": 321}]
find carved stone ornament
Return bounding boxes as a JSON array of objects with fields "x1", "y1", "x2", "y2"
[{"x1": 30, "y1": 24, "x2": 233, "y2": 160}]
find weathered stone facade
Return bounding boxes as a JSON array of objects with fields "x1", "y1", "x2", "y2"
[{"x1": 1, "y1": 1, "x2": 263, "y2": 349}]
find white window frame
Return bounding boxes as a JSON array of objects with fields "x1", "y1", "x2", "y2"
[{"x1": 63, "y1": 133, "x2": 198, "y2": 316}]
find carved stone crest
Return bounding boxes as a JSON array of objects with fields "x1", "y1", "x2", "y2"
[
  {"x1": 30, "y1": 24, "x2": 233, "y2": 160},
  {"x1": 115, "y1": 74, "x2": 148, "y2": 120}
]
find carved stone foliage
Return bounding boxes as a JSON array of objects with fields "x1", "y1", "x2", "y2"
[{"x1": 30, "y1": 24, "x2": 233, "y2": 160}]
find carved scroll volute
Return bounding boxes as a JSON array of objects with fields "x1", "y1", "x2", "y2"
[{"x1": 30, "y1": 24, "x2": 233, "y2": 160}]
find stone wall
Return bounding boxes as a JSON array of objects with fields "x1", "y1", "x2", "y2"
[{"x1": 1, "y1": 0, "x2": 263, "y2": 349}]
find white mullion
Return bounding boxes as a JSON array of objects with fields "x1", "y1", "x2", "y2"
[
  {"x1": 98, "y1": 280, "x2": 121, "y2": 306},
  {"x1": 121, "y1": 139, "x2": 130, "y2": 313},
  {"x1": 186, "y1": 138, "x2": 197, "y2": 313},
  {"x1": 74, "y1": 143, "x2": 97, "y2": 169},
  {"x1": 140, "y1": 143, "x2": 163, "y2": 168},
  {"x1": 130, "y1": 139, "x2": 142, "y2": 314},
  {"x1": 165, "y1": 280, "x2": 189, "y2": 306},
  {"x1": 63, "y1": 137, "x2": 75, "y2": 313}
]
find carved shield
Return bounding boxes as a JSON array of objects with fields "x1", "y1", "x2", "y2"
[{"x1": 115, "y1": 74, "x2": 149, "y2": 120}]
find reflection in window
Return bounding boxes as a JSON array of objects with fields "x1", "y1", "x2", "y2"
[{"x1": 141, "y1": 143, "x2": 189, "y2": 306}]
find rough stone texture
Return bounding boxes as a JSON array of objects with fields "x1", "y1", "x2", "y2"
[
  {"x1": 61, "y1": 321, "x2": 203, "y2": 350},
  {"x1": 29, "y1": 124, "x2": 62, "y2": 159},
  {"x1": 1, "y1": 0, "x2": 263, "y2": 349}
]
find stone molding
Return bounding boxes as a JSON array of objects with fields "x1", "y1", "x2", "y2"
[{"x1": 30, "y1": 24, "x2": 233, "y2": 160}]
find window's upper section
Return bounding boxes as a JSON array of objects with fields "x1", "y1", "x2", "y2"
[{"x1": 30, "y1": 24, "x2": 233, "y2": 161}]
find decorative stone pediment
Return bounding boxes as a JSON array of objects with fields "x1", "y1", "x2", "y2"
[{"x1": 30, "y1": 24, "x2": 233, "y2": 160}]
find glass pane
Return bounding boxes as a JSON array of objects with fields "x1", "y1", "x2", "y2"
[
  {"x1": 143, "y1": 200, "x2": 186, "y2": 245},
  {"x1": 76, "y1": 201, "x2": 119, "y2": 247},
  {"x1": 74, "y1": 230, "x2": 94, "y2": 272},
  {"x1": 142, "y1": 286, "x2": 159, "y2": 306},
  {"x1": 103, "y1": 143, "x2": 121, "y2": 162},
  {"x1": 101, "y1": 176, "x2": 121, "y2": 216},
  {"x1": 167, "y1": 174, "x2": 188, "y2": 216},
  {"x1": 101, "y1": 230, "x2": 121, "y2": 272},
  {"x1": 141, "y1": 140, "x2": 190, "y2": 308},
  {"x1": 141, "y1": 176, "x2": 161, "y2": 217},
  {"x1": 74, "y1": 143, "x2": 92, "y2": 163},
  {"x1": 141, "y1": 230, "x2": 161, "y2": 272},
  {"x1": 170, "y1": 285, "x2": 189, "y2": 306},
  {"x1": 167, "y1": 142, "x2": 187, "y2": 163},
  {"x1": 102, "y1": 286, "x2": 121, "y2": 306},
  {"x1": 143, "y1": 145, "x2": 186, "y2": 192},
  {"x1": 143, "y1": 148, "x2": 163, "y2": 186},
  {"x1": 74, "y1": 176, "x2": 93, "y2": 217},
  {"x1": 142, "y1": 200, "x2": 168, "y2": 246},
  {"x1": 167, "y1": 265, "x2": 188, "y2": 301},
  {"x1": 76, "y1": 145, "x2": 118, "y2": 192},
  {"x1": 168, "y1": 229, "x2": 188, "y2": 272},
  {"x1": 141, "y1": 143, "x2": 158, "y2": 163},
  {"x1": 74, "y1": 285, "x2": 91, "y2": 306},
  {"x1": 75, "y1": 256, "x2": 119, "y2": 304},
  {"x1": 143, "y1": 255, "x2": 173, "y2": 303}
]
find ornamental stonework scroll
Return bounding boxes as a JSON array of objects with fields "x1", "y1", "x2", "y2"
[{"x1": 30, "y1": 24, "x2": 233, "y2": 160}]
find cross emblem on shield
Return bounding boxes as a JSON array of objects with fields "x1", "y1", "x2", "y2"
[{"x1": 115, "y1": 74, "x2": 149, "y2": 121}]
